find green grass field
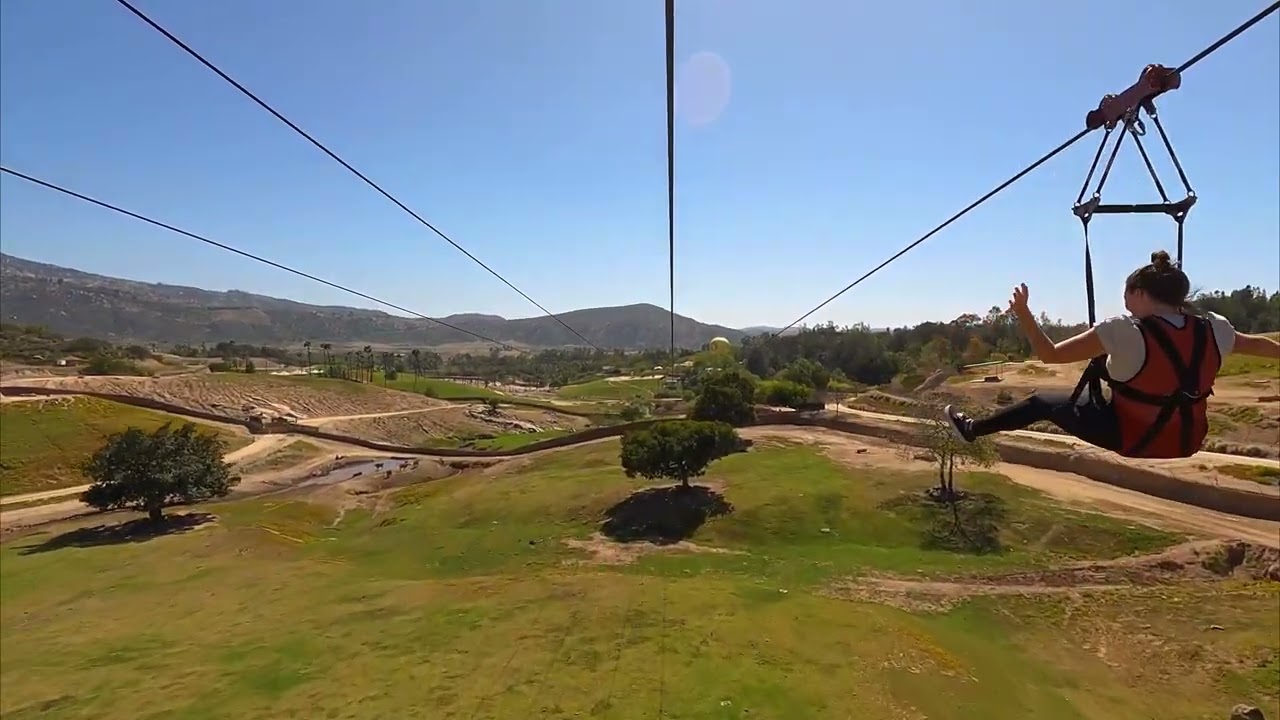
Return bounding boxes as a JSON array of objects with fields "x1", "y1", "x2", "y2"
[
  {"x1": 1218, "y1": 352, "x2": 1280, "y2": 379},
  {"x1": 1216, "y1": 463, "x2": 1280, "y2": 486},
  {"x1": 0, "y1": 397, "x2": 250, "y2": 497},
  {"x1": 3, "y1": 440, "x2": 1276, "y2": 719},
  {"x1": 556, "y1": 377, "x2": 663, "y2": 401},
  {"x1": 403, "y1": 428, "x2": 575, "y2": 452}
]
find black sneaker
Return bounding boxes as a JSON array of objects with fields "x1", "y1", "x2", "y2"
[{"x1": 942, "y1": 404, "x2": 976, "y2": 443}]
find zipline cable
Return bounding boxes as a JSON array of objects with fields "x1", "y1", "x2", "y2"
[
  {"x1": 0, "y1": 166, "x2": 519, "y2": 351},
  {"x1": 665, "y1": 0, "x2": 677, "y2": 369},
  {"x1": 771, "y1": 129, "x2": 1091, "y2": 337},
  {"x1": 769, "y1": 1, "x2": 1280, "y2": 340},
  {"x1": 112, "y1": 0, "x2": 602, "y2": 352},
  {"x1": 1176, "y1": 0, "x2": 1279, "y2": 74}
]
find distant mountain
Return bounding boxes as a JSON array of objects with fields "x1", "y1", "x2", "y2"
[{"x1": 0, "y1": 254, "x2": 750, "y2": 350}]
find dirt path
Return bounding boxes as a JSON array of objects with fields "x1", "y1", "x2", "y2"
[
  {"x1": 0, "y1": 433, "x2": 298, "y2": 508},
  {"x1": 995, "y1": 462, "x2": 1279, "y2": 547},
  {"x1": 4, "y1": 387, "x2": 1277, "y2": 542},
  {"x1": 757, "y1": 426, "x2": 1280, "y2": 548},
  {"x1": 296, "y1": 405, "x2": 458, "y2": 426},
  {"x1": 0, "y1": 431, "x2": 614, "y2": 532},
  {"x1": 830, "y1": 402, "x2": 1280, "y2": 474}
]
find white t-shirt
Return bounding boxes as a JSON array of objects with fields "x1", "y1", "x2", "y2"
[{"x1": 1094, "y1": 311, "x2": 1236, "y2": 383}]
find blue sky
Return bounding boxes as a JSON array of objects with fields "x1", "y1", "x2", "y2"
[{"x1": 2, "y1": 0, "x2": 1277, "y2": 331}]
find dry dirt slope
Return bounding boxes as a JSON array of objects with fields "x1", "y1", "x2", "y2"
[
  {"x1": 1, "y1": 373, "x2": 446, "y2": 422},
  {"x1": 323, "y1": 404, "x2": 592, "y2": 446}
]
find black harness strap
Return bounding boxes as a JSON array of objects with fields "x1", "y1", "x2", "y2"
[
  {"x1": 1068, "y1": 99, "x2": 1197, "y2": 414},
  {"x1": 1112, "y1": 316, "x2": 1212, "y2": 457}
]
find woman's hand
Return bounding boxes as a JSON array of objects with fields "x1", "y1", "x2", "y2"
[{"x1": 1008, "y1": 283, "x2": 1030, "y2": 315}]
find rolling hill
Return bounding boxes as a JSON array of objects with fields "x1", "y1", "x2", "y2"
[{"x1": 0, "y1": 253, "x2": 750, "y2": 350}]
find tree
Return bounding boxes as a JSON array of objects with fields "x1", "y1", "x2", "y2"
[
  {"x1": 777, "y1": 357, "x2": 830, "y2": 390},
  {"x1": 303, "y1": 340, "x2": 312, "y2": 372},
  {"x1": 243, "y1": 359, "x2": 256, "y2": 374},
  {"x1": 919, "y1": 336, "x2": 955, "y2": 370},
  {"x1": 909, "y1": 411, "x2": 998, "y2": 502},
  {"x1": 620, "y1": 420, "x2": 740, "y2": 488},
  {"x1": 690, "y1": 368, "x2": 757, "y2": 426},
  {"x1": 363, "y1": 345, "x2": 374, "y2": 383},
  {"x1": 757, "y1": 379, "x2": 812, "y2": 409},
  {"x1": 620, "y1": 401, "x2": 650, "y2": 422},
  {"x1": 80, "y1": 423, "x2": 241, "y2": 522},
  {"x1": 320, "y1": 342, "x2": 333, "y2": 374},
  {"x1": 961, "y1": 336, "x2": 992, "y2": 365}
]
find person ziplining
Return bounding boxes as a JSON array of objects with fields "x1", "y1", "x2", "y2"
[
  {"x1": 945, "y1": 64, "x2": 1280, "y2": 460},
  {"x1": 945, "y1": 254, "x2": 1280, "y2": 458}
]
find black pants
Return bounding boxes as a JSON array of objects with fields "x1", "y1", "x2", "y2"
[{"x1": 969, "y1": 391, "x2": 1123, "y2": 452}]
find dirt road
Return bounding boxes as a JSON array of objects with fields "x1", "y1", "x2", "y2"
[
  {"x1": 4, "y1": 382, "x2": 1277, "y2": 542},
  {"x1": 995, "y1": 462, "x2": 1279, "y2": 547},
  {"x1": 295, "y1": 405, "x2": 458, "y2": 427},
  {"x1": 829, "y1": 402, "x2": 1280, "y2": 472},
  {"x1": 6, "y1": 422, "x2": 1277, "y2": 548},
  {"x1": 0, "y1": 433, "x2": 299, "y2": 508},
  {"x1": 748, "y1": 427, "x2": 1280, "y2": 549}
]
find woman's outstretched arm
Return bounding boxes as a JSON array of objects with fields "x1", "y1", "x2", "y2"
[
  {"x1": 1009, "y1": 284, "x2": 1105, "y2": 365},
  {"x1": 1234, "y1": 331, "x2": 1280, "y2": 360}
]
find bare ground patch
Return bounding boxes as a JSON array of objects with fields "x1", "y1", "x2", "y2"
[
  {"x1": 825, "y1": 540, "x2": 1280, "y2": 612},
  {"x1": 257, "y1": 454, "x2": 488, "y2": 524},
  {"x1": 323, "y1": 403, "x2": 591, "y2": 446},
  {"x1": 562, "y1": 532, "x2": 745, "y2": 566},
  {"x1": 3, "y1": 373, "x2": 446, "y2": 422}
]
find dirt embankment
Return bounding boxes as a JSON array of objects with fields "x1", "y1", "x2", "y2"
[
  {"x1": 826, "y1": 539, "x2": 1280, "y2": 612},
  {"x1": 754, "y1": 427, "x2": 1280, "y2": 547},
  {"x1": 324, "y1": 404, "x2": 592, "y2": 446},
  {"x1": 914, "y1": 362, "x2": 1280, "y2": 459},
  {"x1": 1, "y1": 373, "x2": 445, "y2": 422}
]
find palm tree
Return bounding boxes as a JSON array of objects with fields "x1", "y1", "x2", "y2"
[
  {"x1": 303, "y1": 340, "x2": 312, "y2": 374},
  {"x1": 362, "y1": 346, "x2": 374, "y2": 383},
  {"x1": 410, "y1": 348, "x2": 421, "y2": 391},
  {"x1": 320, "y1": 343, "x2": 333, "y2": 376}
]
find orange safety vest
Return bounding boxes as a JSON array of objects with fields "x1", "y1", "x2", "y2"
[{"x1": 1110, "y1": 315, "x2": 1220, "y2": 459}]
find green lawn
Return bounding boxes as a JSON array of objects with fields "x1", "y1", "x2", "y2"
[
  {"x1": 1218, "y1": 352, "x2": 1280, "y2": 379},
  {"x1": 466, "y1": 429, "x2": 574, "y2": 451},
  {"x1": 556, "y1": 377, "x2": 663, "y2": 401},
  {"x1": 1216, "y1": 463, "x2": 1280, "y2": 486},
  {"x1": 2, "y1": 442, "x2": 1275, "y2": 719},
  {"x1": 0, "y1": 397, "x2": 250, "y2": 497},
  {"x1": 406, "y1": 429, "x2": 575, "y2": 452}
]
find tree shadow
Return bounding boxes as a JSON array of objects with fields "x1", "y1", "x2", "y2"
[
  {"x1": 601, "y1": 485, "x2": 733, "y2": 545},
  {"x1": 920, "y1": 492, "x2": 1006, "y2": 555},
  {"x1": 18, "y1": 512, "x2": 216, "y2": 555},
  {"x1": 879, "y1": 491, "x2": 1007, "y2": 556}
]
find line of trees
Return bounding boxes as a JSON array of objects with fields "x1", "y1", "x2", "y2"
[
  {"x1": 8, "y1": 283, "x2": 1272, "y2": 392},
  {"x1": 740, "y1": 285, "x2": 1279, "y2": 387}
]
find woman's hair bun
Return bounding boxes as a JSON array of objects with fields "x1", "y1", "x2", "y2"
[{"x1": 1150, "y1": 250, "x2": 1172, "y2": 271}]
